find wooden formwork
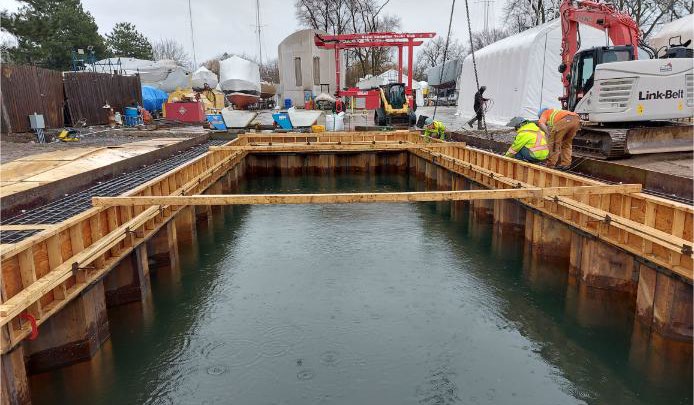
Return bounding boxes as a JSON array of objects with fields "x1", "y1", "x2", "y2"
[
  {"x1": 1, "y1": 131, "x2": 692, "y2": 356},
  {"x1": 0, "y1": 145, "x2": 246, "y2": 353}
]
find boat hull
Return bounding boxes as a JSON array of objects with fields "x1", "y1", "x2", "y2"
[{"x1": 226, "y1": 92, "x2": 260, "y2": 109}]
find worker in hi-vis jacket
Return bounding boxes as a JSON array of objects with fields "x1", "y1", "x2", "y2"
[{"x1": 504, "y1": 116, "x2": 549, "y2": 163}]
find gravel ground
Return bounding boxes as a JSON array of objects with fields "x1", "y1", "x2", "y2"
[{"x1": 0, "y1": 126, "x2": 207, "y2": 163}]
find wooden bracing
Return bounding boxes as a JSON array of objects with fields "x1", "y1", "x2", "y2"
[
  {"x1": 91, "y1": 185, "x2": 642, "y2": 206},
  {"x1": 0, "y1": 131, "x2": 692, "y2": 355}
]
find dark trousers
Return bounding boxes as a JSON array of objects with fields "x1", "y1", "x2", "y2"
[
  {"x1": 514, "y1": 147, "x2": 543, "y2": 163},
  {"x1": 467, "y1": 108, "x2": 484, "y2": 129}
]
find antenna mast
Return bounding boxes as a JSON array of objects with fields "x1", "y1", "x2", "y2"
[
  {"x1": 188, "y1": 0, "x2": 197, "y2": 66},
  {"x1": 255, "y1": 0, "x2": 263, "y2": 68}
]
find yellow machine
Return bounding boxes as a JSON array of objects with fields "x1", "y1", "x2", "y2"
[
  {"x1": 374, "y1": 83, "x2": 416, "y2": 127},
  {"x1": 165, "y1": 87, "x2": 224, "y2": 117}
]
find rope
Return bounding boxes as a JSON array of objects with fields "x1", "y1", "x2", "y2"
[
  {"x1": 464, "y1": 0, "x2": 491, "y2": 141},
  {"x1": 432, "y1": 0, "x2": 457, "y2": 122}
]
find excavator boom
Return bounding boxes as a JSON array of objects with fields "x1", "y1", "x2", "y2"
[{"x1": 559, "y1": 0, "x2": 640, "y2": 107}]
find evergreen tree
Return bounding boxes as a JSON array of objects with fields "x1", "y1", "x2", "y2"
[
  {"x1": 106, "y1": 22, "x2": 153, "y2": 60},
  {"x1": 1, "y1": 0, "x2": 106, "y2": 70}
]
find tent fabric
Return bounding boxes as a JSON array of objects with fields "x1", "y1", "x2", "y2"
[
  {"x1": 649, "y1": 14, "x2": 694, "y2": 55},
  {"x1": 141, "y1": 85, "x2": 168, "y2": 112},
  {"x1": 92, "y1": 58, "x2": 190, "y2": 91},
  {"x1": 456, "y1": 20, "x2": 609, "y2": 125}
]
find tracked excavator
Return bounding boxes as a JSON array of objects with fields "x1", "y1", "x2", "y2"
[{"x1": 558, "y1": 0, "x2": 693, "y2": 159}]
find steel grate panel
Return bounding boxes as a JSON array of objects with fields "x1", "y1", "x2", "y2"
[{"x1": 1, "y1": 140, "x2": 228, "y2": 242}]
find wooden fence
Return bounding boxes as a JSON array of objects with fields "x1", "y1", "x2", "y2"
[
  {"x1": 63, "y1": 72, "x2": 142, "y2": 126},
  {"x1": 1, "y1": 65, "x2": 64, "y2": 133}
]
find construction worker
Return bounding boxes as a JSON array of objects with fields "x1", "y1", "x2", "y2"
[
  {"x1": 504, "y1": 116, "x2": 549, "y2": 163},
  {"x1": 467, "y1": 86, "x2": 489, "y2": 130},
  {"x1": 424, "y1": 117, "x2": 446, "y2": 140},
  {"x1": 537, "y1": 107, "x2": 581, "y2": 169}
]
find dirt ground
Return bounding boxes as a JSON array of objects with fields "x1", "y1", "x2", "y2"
[{"x1": 0, "y1": 126, "x2": 207, "y2": 163}]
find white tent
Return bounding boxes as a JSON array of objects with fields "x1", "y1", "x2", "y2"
[
  {"x1": 649, "y1": 14, "x2": 694, "y2": 55},
  {"x1": 456, "y1": 20, "x2": 609, "y2": 125}
]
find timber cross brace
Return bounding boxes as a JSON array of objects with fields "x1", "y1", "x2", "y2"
[{"x1": 1, "y1": 131, "x2": 693, "y2": 355}]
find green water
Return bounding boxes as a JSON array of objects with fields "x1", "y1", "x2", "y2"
[{"x1": 30, "y1": 173, "x2": 692, "y2": 405}]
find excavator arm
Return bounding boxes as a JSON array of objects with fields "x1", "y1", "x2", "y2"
[{"x1": 559, "y1": 0, "x2": 640, "y2": 107}]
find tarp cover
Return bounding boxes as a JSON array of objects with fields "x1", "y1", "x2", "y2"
[
  {"x1": 92, "y1": 58, "x2": 190, "y2": 92},
  {"x1": 426, "y1": 59, "x2": 462, "y2": 87},
  {"x1": 649, "y1": 14, "x2": 694, "y2": 54},
  {"x1": 219, "y1": 56, "x2": 261, "y2": 93},
  {"x1": 141, "y1": 85, "x2": 168, "y2": 112},
  {"x1": 192, "y1": 66, "x2": 219, "y2": 90},
  {"x1": 456, "y1": 20, "x2": 608, "y2": 125}
]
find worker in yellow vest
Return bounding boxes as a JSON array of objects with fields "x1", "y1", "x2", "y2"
[
  {"x1": 424, "y1": 117, "x2": 446, "y2": 140},
  {"x1": 537, "y1": 107, "x2": 581, "y2": 169},
  {"x1": 504, "y1": 117, "x2": 549, "y2": 163}
]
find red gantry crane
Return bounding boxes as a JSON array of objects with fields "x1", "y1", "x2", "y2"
[{"x1": 315, "y1": 32, "x2": 436, "y2": 127}]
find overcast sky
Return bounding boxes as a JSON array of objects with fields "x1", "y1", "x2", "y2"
[{"x1": 0, "y1": 0, "x2": 505, "y2": 64}]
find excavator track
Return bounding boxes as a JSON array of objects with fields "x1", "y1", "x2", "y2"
[
  {"x1": 572, "y1": 123, "x2": 694, "y2": 160},
  {"x1": 572, "y1": 127, "x2": 628, "y2": 159}
]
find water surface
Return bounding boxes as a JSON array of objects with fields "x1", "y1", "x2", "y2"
[{"x1": 30, "y1": 173, "x2": 692, "y2": 404}]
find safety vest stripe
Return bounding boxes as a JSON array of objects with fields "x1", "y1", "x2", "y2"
[
  {"x1": 519, "y1": 130, "x2": 548, "y2": 152},
  {"x1": 548, "y1": 109, "x2": 561, "y2": 126}
]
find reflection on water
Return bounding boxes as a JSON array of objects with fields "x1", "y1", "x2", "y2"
[{"x1": 30, "y1": 173, "x2": 692, "y2": 405}]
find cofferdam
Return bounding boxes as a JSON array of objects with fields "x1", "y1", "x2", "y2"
[{"x1": 29, "y1": 173, "x2": 692, "y2": 405}]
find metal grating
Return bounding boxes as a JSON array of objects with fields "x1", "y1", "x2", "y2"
[
  {"x1": 1, "y1": 140, "x2": 228, "y2": 242},
  {"x1": 0, "y1": 230, "x2": 41, "y2": 244}
]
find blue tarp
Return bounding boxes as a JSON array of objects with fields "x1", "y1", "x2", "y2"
[{"x1": 141, "y1": 85, "x2": 168, "y2": 112}]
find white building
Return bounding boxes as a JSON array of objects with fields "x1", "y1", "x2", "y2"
[
  {"x1": 278, "y1": 29, "x2": 346, "y2": 107},
  {"x1": 456, "y1": 20, "x2": 609, "y2": 125}
]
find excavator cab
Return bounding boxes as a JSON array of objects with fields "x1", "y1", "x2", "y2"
[
  {"x1": 374, "y1": 83, "x2": 417, "y2": 127},
  {"x1": 566, "y1": 45, "x2": 635, "y2": 111}
]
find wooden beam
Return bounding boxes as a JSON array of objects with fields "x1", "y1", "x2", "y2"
[
  {"x1": 92, "y1": 185, "x2": 642, "y2": 207},
  {"x1": 210, "y1": 144, "x2": 420, "y2": 152}
]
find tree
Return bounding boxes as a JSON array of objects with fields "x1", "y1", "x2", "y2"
[
  {"x1": 1, "y1": 0, "x2": 107, "y2": 69},
  {"x1": 152, "y1": 38, "x2": 191, "y2": 68},
  {"x1": 468, "y1": 28, "x2": 511, "y2": 53},
  {"x1": 503, "y1": 0, "x2": 692, "y2": 40},
  {"x1": 413, "y1": 37, "x2": 466, "y2": 81},
  {"x1": 503, "y1": 0, "x2": 560, "y2": 33},
  {"x1": 260, "y1": 58, "x2": 280, "y2": 83},
  {"x1": 106, "y1": 22, "x2": 153, "y2": 59},
  {"x1": 295, "y1": 0, "x2": 402, "y2": 85}
]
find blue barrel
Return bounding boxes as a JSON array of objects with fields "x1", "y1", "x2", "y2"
[
  {"x1": 284, "y1": 98, "x2": 292, "y2": 109},
  {"x1": 124, "y1": 107, "x2": 139, "y2": 117}
]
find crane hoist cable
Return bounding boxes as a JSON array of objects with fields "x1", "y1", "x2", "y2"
[
  {"x1": 463, "y1": 0, "x2": 491, "y2": 141},
  {"x1": 432, "y1": 0, "x2": 457, "y2": 122}
]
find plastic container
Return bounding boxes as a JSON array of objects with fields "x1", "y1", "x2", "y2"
[
  {"x1": 311, "y1": 125, "x2": 325, "y2": 133},
  {"x1": 284, "y1": 98, "x2": 292, "y2": 109},
  {"x1": 206, "y1": 114, "x2": 226, "y2": 130},
  {"x1": 124, "y1": 107, "x2": 139, "y2": 116},
  {"x1": 325, "y1": 112, "x2": 345, "y2": 132},
  {"x1": 272, "y1": 112, "x2": 293, "y2": 129}
]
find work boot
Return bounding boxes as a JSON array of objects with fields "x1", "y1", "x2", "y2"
[
  {"x1": 477, "y1": 122, "x2": 483, "y2": 130},
  {"x1": 467, "y1": 120, "x2": 473, "y2": 128}
]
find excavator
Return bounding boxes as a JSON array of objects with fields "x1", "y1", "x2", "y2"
[{"x1": 558, "y1": 0, "x2": 693, "y2": 159}]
